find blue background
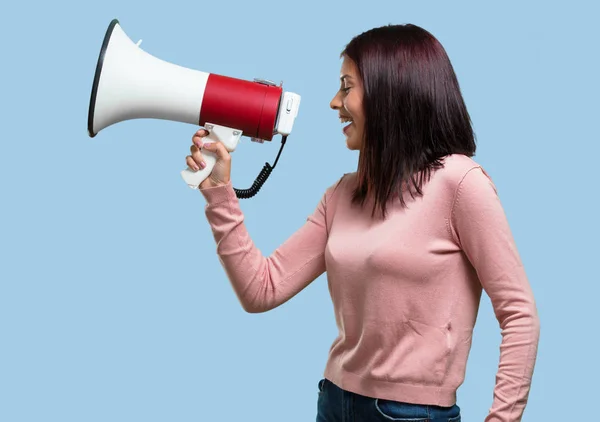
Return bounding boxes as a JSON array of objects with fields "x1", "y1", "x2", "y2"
[{"x1": 1, "y1": 0, "x2": 598, "y2": 420}]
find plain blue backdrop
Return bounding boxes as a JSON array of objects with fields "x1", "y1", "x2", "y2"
[{"x1": 1, "y1": 0, "x2": 598, "y2": 421}]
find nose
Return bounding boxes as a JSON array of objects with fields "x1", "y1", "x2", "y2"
[{"x1": 330, "y1": 91, "x2": 342, "y2": 110}]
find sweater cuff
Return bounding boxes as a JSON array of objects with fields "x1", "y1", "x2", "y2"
[{"x1": 198, "y1": 181, "x2": 236, "y2": 205}]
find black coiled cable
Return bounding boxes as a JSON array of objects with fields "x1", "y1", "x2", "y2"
[{"x1": 233, "y1": 134, "x2": 288, "y2": 199}]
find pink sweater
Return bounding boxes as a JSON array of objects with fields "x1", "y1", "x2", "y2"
[{"x1": 199, "y1": 154, "x2": 540, "y2": 422}]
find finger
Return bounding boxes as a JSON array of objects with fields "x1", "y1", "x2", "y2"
[
  {"x1": 191, "y1": 129, "x2": 210, "y2": 146},
  {"x1": 186, "y1": 155, "x2": 200, "y2": 171},
  {"x1": 190, "y1": 144, "x2": 206, "y2": 169},
  {"x1": 202, "y1": 141, "x2": 230, "y2": 161}
]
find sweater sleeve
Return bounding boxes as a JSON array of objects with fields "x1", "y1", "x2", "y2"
[
  {"x1": 450, "y1": 166, "x2": 540, "y2": 422},
  {"x1": 198, "y1": 177, "x2": 342, "y2": 313}
]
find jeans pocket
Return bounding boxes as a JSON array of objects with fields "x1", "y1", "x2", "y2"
[{"x1": 374, "y1": 398, "x2": 430, "y2": 421}]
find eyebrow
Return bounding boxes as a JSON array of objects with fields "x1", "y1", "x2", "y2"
[{"x1": 340, "y1": 74, "x2": 353, "y2": 81}]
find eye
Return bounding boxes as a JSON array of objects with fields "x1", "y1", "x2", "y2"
[{"x1": 341, "y1": 87, "x2": 351, "y2": 93}]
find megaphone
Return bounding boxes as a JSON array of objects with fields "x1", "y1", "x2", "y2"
[{"x1": 87, "y1": 19, "x2": 301, "y2": 196}]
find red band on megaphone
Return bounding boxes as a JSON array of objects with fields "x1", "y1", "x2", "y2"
[{"x1": 200, "y1": 74, "x2": 282, "y2": 141}]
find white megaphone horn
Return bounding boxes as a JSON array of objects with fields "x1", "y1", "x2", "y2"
[{"x1": 87, "y1": 19, "x2": 301, "y2": 196}]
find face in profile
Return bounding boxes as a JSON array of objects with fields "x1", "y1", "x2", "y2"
[{"x1": 330, "y1": 55, "x2": 365, "y2": 151}]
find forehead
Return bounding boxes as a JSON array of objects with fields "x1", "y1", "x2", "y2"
[{"x1": 340, "y1": 56, "x2": 358, "y2": 79}]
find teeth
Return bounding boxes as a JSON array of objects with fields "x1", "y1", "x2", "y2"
[{"x1": 340, "y1": 117, "x2": 353, "y2": 124}]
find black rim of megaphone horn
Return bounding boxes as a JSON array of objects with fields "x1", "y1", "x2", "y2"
[{"x1": 88, "y1": 19, "x2": 120, "y2": 138}]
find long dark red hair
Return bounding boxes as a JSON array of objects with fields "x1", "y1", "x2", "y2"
[{"x1": 342, "y1": 24, "x2": 476, "y2": 218}]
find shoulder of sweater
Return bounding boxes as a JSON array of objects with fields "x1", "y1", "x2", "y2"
[
  {"x1": 439, "y1": 154, "x2": 498, "y2": 206},
  {"x1": 323, "y1": 172, "x2": 353, "y2": 202},
  {"x1": 438, "y1": 154, "x2": 490, "y2": 189}
]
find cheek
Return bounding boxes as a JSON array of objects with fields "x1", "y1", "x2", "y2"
[{"x1": 344, "y1": 96, "x2": 362, "y2": 123}]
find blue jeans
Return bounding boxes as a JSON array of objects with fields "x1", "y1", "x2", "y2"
[{"x1": 316, "y1": 378, "x2": 461, "y2": 422}]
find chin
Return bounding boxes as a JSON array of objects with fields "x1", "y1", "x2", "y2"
[{"x1": 346, "y1": 136, "x2": 361, "y2": 151}]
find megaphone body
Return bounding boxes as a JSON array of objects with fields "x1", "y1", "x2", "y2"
[{"x1": 88, "y1": 19, "x2": 301, "y2": 192}]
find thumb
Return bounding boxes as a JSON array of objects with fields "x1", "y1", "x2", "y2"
[{"x1": 203, "y1": 141, "x2": 230, "y2": 160}]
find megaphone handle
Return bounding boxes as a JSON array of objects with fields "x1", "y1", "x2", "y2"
[
  {"x1": 181, "y1": 149, "x2": 218, "y2": 189},
  {"x1": 180, "y1": 123, "x2": 242, "y2": 189}
]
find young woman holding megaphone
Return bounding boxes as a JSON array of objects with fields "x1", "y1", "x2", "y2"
[{"x1": 185, "y1": 24, "x2": 540, "y2": 422}]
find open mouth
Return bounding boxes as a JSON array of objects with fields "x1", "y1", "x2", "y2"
[{"x1": 340, "y1": 116, "x2": 353, "y2": 133}]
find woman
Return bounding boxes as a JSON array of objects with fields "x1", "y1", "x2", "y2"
[{"x1": 186, "y1": 24, "x2": 540, "y2": 422}]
